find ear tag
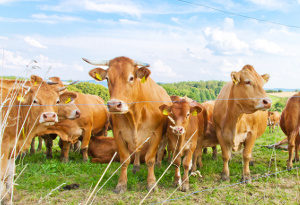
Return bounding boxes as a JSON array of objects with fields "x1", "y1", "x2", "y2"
[
  {"x1": 141, "y1": 76, "x2": 146, "y2": 83},
  {"x1": 65, "y1": 97, "x2": 71, "y2": 104},
  {"x1": 34, "y1": 81, "x2": 37, "y2": 86},
  {"x1": 17, "y1": 96, "x2": 24, "y2": 102},
  {"x1": 192, "y1": 110, "x2": 198, "y2": 116},
  {"x1": 163, "y1": 109, "x2": 169, "y2": 116},
  {"x1": 95, "y1": 73, "x2": 102, "y2": 81},
  {"x1": 233, "y1": 79, "x2": 238, "y2": 85}
]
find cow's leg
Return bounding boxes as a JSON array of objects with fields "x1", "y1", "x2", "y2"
[
  {"x1": 45, "y1": 136, "x2": 53, "y2": 159},
  {"x1": 132, "y1": 152, "x2": 141, "y2": 174},
  {"x1": 114, "y1": 134, "x2": 130, "y2": 194},
  {"x1": 60, "y1": 140, "x2": 71, "y2": 163},
  {"x1": 216, "y1": 128, "x2": 232, "y2": 181},
  {"x1": 37, "y1": 136, "x2": 43, "y2": 152},
  {"x1": 145, "y1": 132, "x2": 162, "y2": 192},
  {"x1": 73, "y1": 141, "x2": 80, "y2": 152},
  {"x1": 242, "y1": 133, "x2": 255, "y2": 182},
  {"x1": 287, "y1": 132, "x2": 297, "y2": 170},
  {"x1": 156, "y1": 135, "x2": 168, "y2": 168},
  {"x1": 203, "y1": 148, "x2": 208, "y2": 154},
  {"x1": 81, "y1": 127, "x2": 92, "y2": 162},
  {"x1": 173, "y1": 154, "x2": 182, "y2": 189},
  {"x1": 30, "y1": 137, "x2": 35, "y2": 154},
  {"x1": 6, "y1": 158, "x2": 15, "y2": 200},
  {"x1": 212, "y1": 146, "x2": 217, "y2": 160},
  {"x1": 191, "y1": 141, "x2": 200, "y2": 172},
  {"x1": 182, "y1": 149, "x2": 194, "y2": 192},
  {"x1": 167, "y1": 147, "x2": 173, "y2": 163}
]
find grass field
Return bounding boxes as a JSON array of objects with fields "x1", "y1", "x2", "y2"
[{"x1": 14, "y1": 128, "x2": 300, "y2": 204}]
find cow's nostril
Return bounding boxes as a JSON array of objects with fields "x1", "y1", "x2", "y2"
[
  {"x1": 52, "y1": 114, "x2": 56, "y2": 118},
  {"x1": 117, "y1": 103, "x2": 122, "y2": 108},
  {"x1": 263, "y1": 99, "x2": 268, "y2": 105},
  {"x1": 75, "y1": 110, "x2": 80, "y2": 117},
  {"x1": 43, "y1": 114, "x2": 47, "y2": 119}
]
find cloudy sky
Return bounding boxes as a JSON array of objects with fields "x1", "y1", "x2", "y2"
[{"x1": 0, "y1": 0, "x2": 300, "y2": 88}]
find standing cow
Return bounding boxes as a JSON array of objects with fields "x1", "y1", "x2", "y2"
[
  {"x1": 159, "y1": 96, "x2": 204, "y2": 192},
  {"x1": 0, "y1": 79, "x2": 77, "y2": 203},
  {"x1": 280, "y1": 92, "x2": 300, "y2": 169},
  {"x1": 268, "y1": 111, "x2": 280, "y2": 133},
  {"x1": 84, "y1": 56, "x2": 171, "y2": 193},
  {"x1": 213, "y1": 65, "x2": 271, "y2": 181}
]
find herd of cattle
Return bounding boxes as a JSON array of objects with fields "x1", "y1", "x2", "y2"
[{"x1": 0, "y1": 56, "x2": 299, "y2": 203}]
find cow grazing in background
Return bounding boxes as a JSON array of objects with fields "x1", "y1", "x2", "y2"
[
  {"x1": 84, "y1": 56, "x2": 171, "y2": 193},
  {"x1": 268, "y1": 111, "x2": 280, "y2": 133},
  {"x1": 280, "y1": 92, "x2": 300, "y2": 169},
  {"x1": 213, "y1": 65, "x2": 271, "y2": 181},
  {"x1": 0, "y1": 78, "x2": 77, "y2": 203},
  {"x1": 159, "y1": 96, "x2": 204, "y2": 192}
]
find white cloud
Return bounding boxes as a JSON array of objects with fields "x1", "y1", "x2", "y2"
[
  {"x1": 248, "y1": 0, "x2": 289, "y2": 10},
  {"x1": 0, "y1": 36, "x2": 8, "y2": 40},
  {"x1": 0, "y1": 0, "x2": 17, "y2": 4},
  {"x1": 32, "y1": 13, "x2": 84, "y2": 24},
  {"x1": 223, "y1": 18, "x2": 234, "y2": 29},
  {"x1": 151, "y1": 60, "x2": 179, "y2": 79},
  {"x1": 119, "y1": 19, "x2": 139, "y2": 25},
  {"x1": 0, "y1": 49, "x2": 30, "y2": 70},
  {"x1": 41, "y1": 0, "x2": 141, "y2": 16},
  {"x1": 24, "y1": 37, "x2": 47, "y2": 49},
  {"x1": 204, "y1": 27, "x2": 249, "y2": 55},
  {"x1": 253, "y1": 39, "x2": 283, "y2": 54},
  {"x1": 171, "y1": 17, "x2": 180, "y2": 24}
]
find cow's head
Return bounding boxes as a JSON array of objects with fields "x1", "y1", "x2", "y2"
[
  {"x1": 230, "y1": 65, "x2": 272, "y2": 113},
  {"x1": 159, "y1": 96, "x2": 202, "y2": 136},
  {"x1": 57, "y1": 91, "x2": 80, "y2": 120},
  {"x1": 18, "y1": 76, "x2": 79, "y2": 126},
  {"x1": 84, "y1": 56, "x2": 150, "y2": 114}
]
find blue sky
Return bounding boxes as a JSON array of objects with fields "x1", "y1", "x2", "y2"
[{"x1": 1, "y1": 0, "x2": 300, "y2": 88}]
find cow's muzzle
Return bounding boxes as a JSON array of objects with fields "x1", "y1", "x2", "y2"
[
  {"x1": 39, "y1": 112, "x2": 58, "y2": 125},
  {"x1": 107, "y1": 99, "x2": 129, "y2": 114},
  {"x1": 170, "y1": 126, "x2": 185, "y2": 135},
  {"x1": 256, "y1": 97, "x2": 272, "y2": 110}
]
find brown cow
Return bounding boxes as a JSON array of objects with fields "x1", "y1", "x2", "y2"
[
  {"x1": 213, "y1": 65, "x2": 271, "y2": 181},
  {"x1": 88, "y1": 136, "x2": 150, "y2": 164},
  {"x1": 268, "y1": 111, "x2": 280, "y2": 133},
  {"x1": 0, "y1": 79, "x2": 77, "y2": 203},
  {"x1": 280, "y1": 92, "x2": 300, "y2": 169},
  {"x1": 159, "y1": 96, "x2": 204, "y2": 192},
  {"x1": 37, "y1": 92, "x2": 109, "y2": 162},
  {"x1": 84, "y1": 56, "x2": 171, "y2": 193}
]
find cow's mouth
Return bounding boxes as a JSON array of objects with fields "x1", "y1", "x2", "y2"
[
  {"x1": 109, "y1": 110, "x2": 129, "y2": 114},
  {"x1": 42, "y1": 122, "x2": 56, "y2": 126}
]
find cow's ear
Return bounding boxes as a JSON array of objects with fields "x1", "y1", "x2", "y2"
[
  {"x1": 170, "y1": 95, "x2": 181, "y2": 103},
  {"x1": 49, "y1": 77, "x2": 61, "y2": 83},
  {"x1": 136, "y1": 67, "x2": 151, "y2": 83},
  {"x1": 30, "y1": 75, "x2": 43, "y2": 85},
  {"x1": 159, "y1": 104, "x2": 170, "y2": 116},
  {"x1": 261, "y1": 74, "x2": 270, "y2": 84},
  {"x1": 17, "y1": 86, "x2": 32, "y2": 104},
  {"x1": 89, "y1": 68, "x2": 107, "y2": 81},
  {"x1": 231, "y1": 71, "x2": 240, "y2": 85},
  {"x1": 190, "y1": 105, "x2": 202, "y2": 116},
  {"x1": 59, "y1": 91, "x2": 77, "y2": 104}
]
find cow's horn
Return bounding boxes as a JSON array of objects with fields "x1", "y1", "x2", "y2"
[
  {"x1": 58, "y1": 87, "x2": 66, "y2": 92},
  {"x1": 82, "y1": 58, "x2": 109, "y2": 66},
  {"x1": 63, "y1": 80, "x2": 79, "y2": 86},
  {"x1": 46, "y1": 81, "x2": 58, "y2": 85},
  {"x1": 134, "y1": 61, "x2": 150, "y2": 67}
]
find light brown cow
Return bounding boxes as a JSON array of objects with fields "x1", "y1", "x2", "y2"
[
  {"x1": 88, "y1": 136, "x2": 150, "y2": 164},
  {"x1": 84, "y1": 56, "x2": 171, "y2": 193},
  {"x1": 213, "y1": 65, "x2": 271, "y2": 181},
  {"x1": 0, "y1": 79, "x2": 77, "y2": 203},
  {"x1": 37, "y1": 92, "x2": 109, "y2": 162},
  {"x1": 280, "y1": 92, "x2": 300, "y2": 169},
  {"x1": 268, "y1": 111, "x2": 280, "y2": 133},
  {"x1": 159, "y1": 96, "x2": 204, "y2": 192}
]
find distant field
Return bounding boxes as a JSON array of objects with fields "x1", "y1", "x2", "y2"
[
  {"x1": 268, "y1": 92, "x2": 297, "y2": 98},
  {"x1": 14, "y1": 128, "x2": 300, "y2": 204}
]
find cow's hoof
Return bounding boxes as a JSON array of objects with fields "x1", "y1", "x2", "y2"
[
  {"x1": 293, "y1": 158, "x2": 299, "y2": 162},
  {"x1": 82, "y1": 157, "x2": 88, "y2": 162},
  {"x1": 241, "y1": 175, "x2": 251, "y2": 183},
  {"x1": 249, "y1": 161, "x2": 254, "y2": 166},
  {"x1": 221, "y1": 172, "x2": 230, "y2": 181},
  {"x1": 212, "y1": 155, "x2": 217, "y2": 160},
  {"x1": 181, "y1": 183, "x2": 189, "y2": 192},
  {"x1": 132, "y1": 165, "x2": 140, "y2": 174},
  {"x1": 113, "y1": 184, "x2": 127, "y2": 194},
  {"x1": 147, "y1": 183, "x2": 157, "y2": 192},
  {"x1": 61, "y1": 158, "x2": 69, "y2": 163}
]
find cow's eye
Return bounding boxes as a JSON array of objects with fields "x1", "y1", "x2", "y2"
[
  {"x1": 186, "y1": 112, "x2": 190, "y2": 118},
  {"x1": 33, "y1": 99, "x2": 38, "y2": 104},
  {"x1": 129, "y1": 76, "x2": 134, "y2": 82},
  {"x1": 56, "y1": 100, "x2": 60, "y2": 104},
  {"x1": 245, "y1": 80, "x2": 251, "y2": 85}
]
